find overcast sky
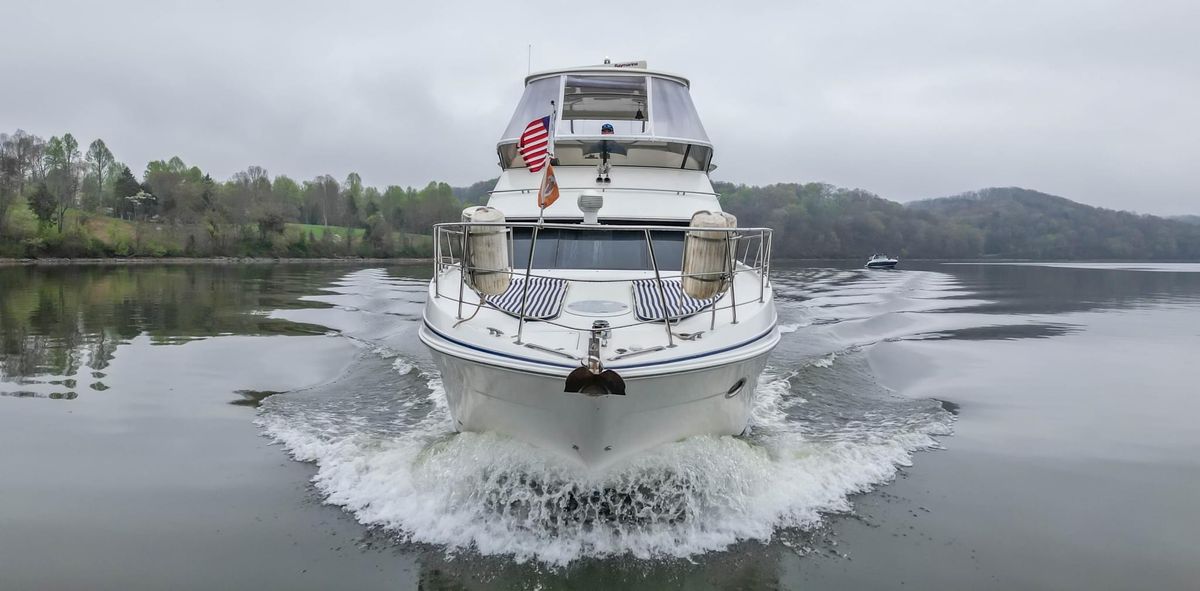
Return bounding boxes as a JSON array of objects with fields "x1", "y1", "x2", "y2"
[{"x1": 2, "y1": 0, "x2": 1196, "y2": 214}]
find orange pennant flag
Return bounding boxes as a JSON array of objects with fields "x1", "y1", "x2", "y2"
[{"x1": 538, "y1": 162, "x2": 560, "y2": 210}]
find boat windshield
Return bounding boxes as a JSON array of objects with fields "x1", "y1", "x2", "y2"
[
  {"x1": 561, "y1": 75, "x2": 649, "y2": 136},
  {"x1": 498, "y1": 140, "x2": 712, "y2": 170},
  {"x1": 501, "y1": 77, "x2": 560, "y2": 143},
  {"x1": 498, "y1": 73, "x2": 712, "y2": 171},
  {"x1": 512, "y1": 228, "x2": 685, "y2": 271}
]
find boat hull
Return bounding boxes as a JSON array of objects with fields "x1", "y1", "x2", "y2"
[
  {"x1": 426, "y1": 345, "x2": 771, "y2": 470},
  {"x1": 866, "y1": 260, "x2": 898, "y2": 269}
]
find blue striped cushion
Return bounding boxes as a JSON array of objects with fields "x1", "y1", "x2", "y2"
[
  {"x1": 632, "y1": 279, "x2": 720, "y2": 322},
  {"x1": 485, "y1": 277, "x2": 568, "y2": 321}
]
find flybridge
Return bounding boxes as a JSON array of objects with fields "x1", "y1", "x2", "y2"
[{"x1": 500, "y1": 60, "x2": 713, "y2": 174}]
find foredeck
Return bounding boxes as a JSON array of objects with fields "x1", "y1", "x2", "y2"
[{"x1": 423, "y1": 222, "x2": 777, "y2": 375}]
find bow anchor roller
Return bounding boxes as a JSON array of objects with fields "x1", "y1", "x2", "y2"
[{"x1": 565, "y1": 320, "x2": 626, "y2": 395}]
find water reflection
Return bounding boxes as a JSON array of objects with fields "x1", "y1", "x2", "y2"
[
  {"x1": 935, "y1": 262, "x2": 1200, "y2": 314},
  {"x1": 410, "y1": 537, "x2": 799, "y2": 591},
  {"x1": 2, "y1": 261, "x2": 1199, "y2": 588},
  {"x1": 0, "y1": 264, "x2": 355, "y2": 393},
  {"x1": 902, "y1": 322, "x2": 1081, "y2": 342}
]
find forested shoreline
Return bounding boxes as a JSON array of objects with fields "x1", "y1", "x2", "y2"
[
  {"x1": 718, "y1": 183, "x2": 1200, "y2": 260},
  {"x1": 0, "y1": 129, "x2": 458, "y2": 259},
  {"x1": 2, "y1": 128, "x2": 1197, "y2": 261}
]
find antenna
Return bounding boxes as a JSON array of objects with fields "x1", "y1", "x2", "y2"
[{"x1": 527, "y1": 44, "x2": 532, "y2": 75}]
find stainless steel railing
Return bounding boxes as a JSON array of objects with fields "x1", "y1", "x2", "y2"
[
  {"x1": 432, "y1": 222, "x2": 773, "y2": 351},
  {"x1": 487, "y1": 187, "x2": 721, "y2": 198}
]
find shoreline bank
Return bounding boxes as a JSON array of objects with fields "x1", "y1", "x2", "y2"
[{"x1": 0, "y1": 257, "x2": 432, "y2": 266}]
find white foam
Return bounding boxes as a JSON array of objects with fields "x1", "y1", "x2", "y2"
[
  {"x1": 809, "y1": 353, "x2": 838, "y2": 368},
  {"x1": 259, "y1": 368, "x2": 949, "y2": 566},
  {"x1": 391, "y1": 357, "x2": 416, "y2": 376},
  {"x1": 257, "y1": 267, "x2": 955, "y2": 566}
]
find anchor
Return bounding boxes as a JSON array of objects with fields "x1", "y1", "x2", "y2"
[{"x1": 564, "y1": 320, "x2": 626, "y2": 395}]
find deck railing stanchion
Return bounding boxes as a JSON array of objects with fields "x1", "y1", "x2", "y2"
[
  {"x1": 644, "y1": 229, "x2": 675, "y2": 348},
  {"x1": 710, "y1": 259, "x2": 719, "y2": 332},
  {"x1": 759, "y1": 230, "x2": 766, "y2": 303},
  {"x1": 515, "y1": 225, "x2": 539, "y2": 345},
  {"x1": 456, "y1": 226, "x2": 468, "y2": 320},
  {"x1": 507, "y1": 227, "x2": 516, "y2": 281},
  {"x1": 765, "y1": 231, "x2": 773, "y2": 290},
  {"x1": 434, "y1": 227, "x2": 441, "y2": 299},
  {"x1": 727, "y1": 229, "x2": 738, "y2": 325}
]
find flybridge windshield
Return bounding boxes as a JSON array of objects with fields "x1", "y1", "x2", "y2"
[
  {"x1": 499, "y1": 74, "x2": 710, "y2": 145},
  {"x1": 650, "y1": 77, "x2": 707, "y2": 140},
  {"x1": 562, "y1": 75, "x2": 648, "y2": 136},
  {"x1": 502, "y1": 77, "x2": 559, "y2": 142},
  {"x1": 498, "y1": 72, "x2": 712, "y2": 170},
  {"x1": 497, "y1": 140, "x2": 711, "y2": 171}
]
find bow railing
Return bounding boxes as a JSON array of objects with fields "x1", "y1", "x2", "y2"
[{"x1": 432, "y1": 221, "x2": 773, "y2": 351}]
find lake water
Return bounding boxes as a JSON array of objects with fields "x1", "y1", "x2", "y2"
[{"x1": 1, "y1": 261, "x2": 1197, "y2": 590}]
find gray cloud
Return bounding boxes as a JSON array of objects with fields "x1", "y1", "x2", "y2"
[{"x1": 2, "y1": 0, "x2": 1196, "y2": 214}]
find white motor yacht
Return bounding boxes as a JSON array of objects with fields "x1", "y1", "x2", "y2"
[
  {"x1": 866, "y1": 253, "x2": 899, "y2": 269},
  {"x1": 419, "y1": 60, "x2": 779, "y2": 470}
]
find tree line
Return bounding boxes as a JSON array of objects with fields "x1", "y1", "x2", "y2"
[
  {"x1": 716, "y1": 181, "x2": 987, "y2": 258},
  {"x1": 0, "y1": 129, "x2": 464, "y2": 258},
  {"x1": 717, "y1": 182, "x2": 1200, "y2": 260},
  {"x1": 4, "y1": 127, "x2": 1196, "y2": 260}
]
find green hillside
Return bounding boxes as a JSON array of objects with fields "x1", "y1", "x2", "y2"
[
  {"x1": 3, "y1": 127, "x2": 1196, "y2": 260},
  {"x1": 718, "y1": 183, "x2": 1200, "y2": 260}
]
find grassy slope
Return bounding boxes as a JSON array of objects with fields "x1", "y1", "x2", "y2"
[
  {"x1": 2, "y1": 208, "x2": 431, "y2": 257},
  {"x1": 285, "y1": 223, "x2": 433, "y2": 249},
  {"x1": 287, "y1": 223, "x2": 364, "y2": 239}
]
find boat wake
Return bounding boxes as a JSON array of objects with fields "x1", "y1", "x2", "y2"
[{"x1": 257, "y1": 267, "x2": 956, "y2": 565}]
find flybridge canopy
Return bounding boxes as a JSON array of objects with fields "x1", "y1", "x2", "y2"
[
  {"x1": 523, "y1": 61, "x2": 689, "y2": 87},
  {"x1": 499, "y1": 63, "x2": 710, "y2": 152}
]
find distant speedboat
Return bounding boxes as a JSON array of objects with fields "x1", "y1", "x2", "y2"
[{"x1": 866, "y1": 253, "x2": 899, "y2": 269}]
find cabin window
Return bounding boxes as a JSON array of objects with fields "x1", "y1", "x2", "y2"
[
  {"x1": 510, "y1": 228, "x2": 685, "y2": 271},
  {"x1": 498, "y1": 140, "x2": 710, "y2": 171},
  {"x1": 553, "y1": 141, "x2": 711, "y2": 171},
  {"x1": 561, "y1": 75, "x2": 649, "y2": 136},
  {"x1": 682, "y1": 145, "x2": 713, "y2": 171}
]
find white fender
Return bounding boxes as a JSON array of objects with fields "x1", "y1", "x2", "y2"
[
  {"x1": 461, "y1": 206, "x2": 511, "y2": 296},
  {"x1": 682, "y1": 210, "x2": 737, "y2": 300}
]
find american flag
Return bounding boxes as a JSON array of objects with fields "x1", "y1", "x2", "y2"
[{"x1": 518, "y1": 116, "x2": 551, "y2": 173}]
